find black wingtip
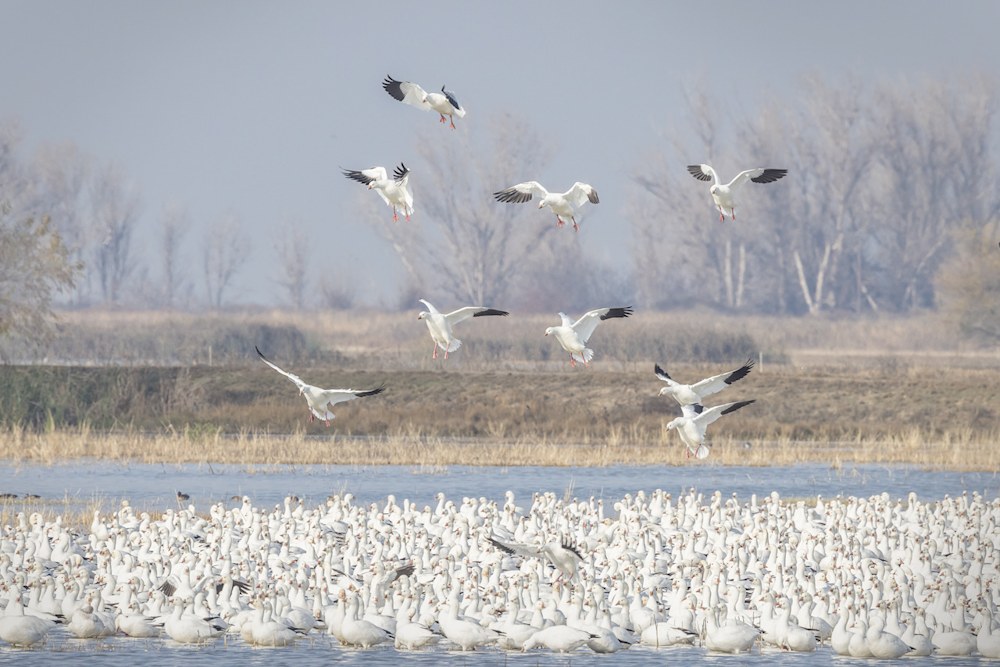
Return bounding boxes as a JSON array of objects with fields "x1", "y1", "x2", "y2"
[
  {"x1": 654, "y1": 363, "x2": 672, "y2": 381},
  {"x1": 600, "y1": 306, "x2": 633, "y2": 320},
  {"x1": 356, "y1": 383, "x2": 387, "y2": 398},
  {"x1": 473, "y1": 308, "x2": 509, "y2": 317}
]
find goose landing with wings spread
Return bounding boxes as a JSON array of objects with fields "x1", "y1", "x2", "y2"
[
  {"x1": 493, "y1": 181, "x2": 599, "y2": 231},
  {"x1": 343, "y1": 163, "x2": 413, "y2": 222},
  {"x1": 382, "y1": 75, "x2": 465, "y2": 129},
  {"x1": 417, "y1": 299, "x2": 509, "y2": 360},
  {"x1": 545, "y1": 306, "x2": 632, "y2": 367},
  {"x1": 256, "y1": 346, "x2": 385, "y2": 427},
  {"x1": 687, "y1": 164, "x2": 787, "y2": 221}
]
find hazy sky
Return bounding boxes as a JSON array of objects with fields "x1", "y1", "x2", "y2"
[{"x1": 2, "y1": 1, "x2": 998, "y2": 307}]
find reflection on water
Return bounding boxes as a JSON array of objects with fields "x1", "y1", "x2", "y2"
[{"x1": 0, "y1": 630, "x2": 987, "y2": 666}]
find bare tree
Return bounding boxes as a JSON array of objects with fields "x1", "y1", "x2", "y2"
[
  {"x1": 739, "y1": 74, "x2": 877, "y2": 315},
  {"x1": 202, "y1": 213, "x2": 251, "y2": 309},
  {"x1": 866, "y1": 77, "x2": 999, "y2": 310},
  {"x1": 363, "y1": 114, "x2": 560, "y2": 308},
  {"x1": 273, "y1": 222, "x2": 308, "y2": 310},
  {"x1": 90, "y1": 161, "x2": 141, "y2": 304},
  {"x1": 158, "y1": 202, "x2": 191, "y2": 308},
  {"x1": 630, "y1": 86, "x2": 751, "y2": 310}
]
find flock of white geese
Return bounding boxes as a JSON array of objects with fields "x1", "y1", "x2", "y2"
[{"x1": 2, "y1": 487, "x2": 998, "y2": 659}]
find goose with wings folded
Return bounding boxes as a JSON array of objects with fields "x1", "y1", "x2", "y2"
[
  {"x1": 256, "y1": 346, "x2": 385, "y2": 427},
  {"x1": 687, "y1": 164, "x2": 787, "y2": 221},
  {"x1": 493, "y1": 181, "x2": 599, "y2": 231}
]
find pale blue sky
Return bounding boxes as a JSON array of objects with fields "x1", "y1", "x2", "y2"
[{"x1": 2, "y1": 1, "x2": 997, "y2": 306}]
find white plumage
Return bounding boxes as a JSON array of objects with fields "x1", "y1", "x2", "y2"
[
  {"x1": 655, "y1": 358, "x2": 754, "y2": 407},
  {"x1": 544, "y1": 306, "x2": 632, "y2": 367},
  {"x1": 665, "y1": 400, "x2": 755, "y2": 459},
  {"x1": 687, "y1": 163, "x2": 787, "y2": 221},
  {"x1": 383, "y1": 75, "x2": 465, "y2": 129},
  {"x1": 343, "y1": 163, "x2": 414, "y2": 222},
  {"x1": 493, "y1": 181, "x2": 599, "y2": 231},
  {"x1": 256, "y1": 346, "x2": 385, "y2": 426},
  {"x1": 416, "y1": 299, "x2": 509, "y2": 360}
]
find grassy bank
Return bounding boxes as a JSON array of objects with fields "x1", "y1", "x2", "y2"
[{"x1": 0, "y1": 362, "x2": 997, "y2": 470}]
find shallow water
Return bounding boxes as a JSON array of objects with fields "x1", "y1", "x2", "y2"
[
  {"x1": 0, "y1": 632, "x2": 989, "y2": 666},
  {"x1": 2, "y1": 462, "x2": 997, "y2": 663},
  {"x1": 4, "y1": 461, "x2": 998, "y2": 516}
]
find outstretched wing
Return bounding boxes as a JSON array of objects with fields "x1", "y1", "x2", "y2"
[
  {"x1": 488, "y1": 535, "x2": 543, "y2": 559},
  {"x1": 730, "y1": 168, "x2": 788, "y2": 189},
  {"x1": 441, "y1": 85, "x2": 462, "y2": 112},
  {"x1": 493, "y1": 181, "x2": 549, "y2": 204},
  {"x1": 563, "y1": 182, "x2": 599, "y2": 207},
  {"x1": 343, "y1": 166, "x2": 388, "y2": 186},
  {"x1": 694, "y1": 399, "x2": 756, "y2": 427},
  {"x1": 256, "y1": 346, "x2": 307, "y2": 392},
  {"x1": 572, "y1": 306, "x2": 633, "y2": 344},
  {"x1": 654, "y1": 363, "x2": 677, "y2": 385},
  {"x1": 418, "y1": 298, "x2": 440, "y2": 315},
  {"x1": 382, "y1": 76, "x2": 431, "y2": 110},
  {"x1": 444, "y1": 306, "x2": 509, "y2": 326},
  {"x1": 393, "y1": 163, "x2": 410, "y2": 183},
  {"x1": 319, "y1": 383, "x2": 386, "y2": 407},
  {"x1": 687, "y1": 163, "x2": 717, "y2": 184},
  {"x1": 690, "y1": 358, "x2": 756, "y2": 398}
]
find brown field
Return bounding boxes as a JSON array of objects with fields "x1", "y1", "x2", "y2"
[{"x1": 0, "y1": 308, "x2": 997, "y2": 471}]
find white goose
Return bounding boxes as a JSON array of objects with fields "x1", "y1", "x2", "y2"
[
  {"x1": 665, "y1": 400, "x2": 756, "y2": 459},
  {"x1": 687, "y1": 164, "x2": 787, "y2": 221},
  {"x1": 416, "y1": 299, "x2": 509, "y2": 360},
  {"x1": 544, "y1": 306, "x2": 633, "y2": 367},
  {"x1": 437, "y1": 593, "x2": 501, "y2": 651},
  {"x1": 703, "y1": 605, "x2": 760, "y2": 654},
  {"x1": 488, "y1": 536, "x2": 584, "y2": 582},
  {"x1": 343, "y1": 163, "x2": 414, "y2": 222},
  {"x1": 655, "y1": 358, "x2": 755, "y2": 408},
  {"x1": 256, "y1": 346, "x2": 385, "y2": 427},
  {"x1": 493, "y1": 181, "x2": 599, "y2": 231},
  {"x1": 0, "y1": 596, "x2": 55, "y2": 647},
  {"x1": 338, "y1": 595, "x2": 392, "y2": 648},
  {"x1": 383, "y1": 76, "x2": 465, "y2": 129}
]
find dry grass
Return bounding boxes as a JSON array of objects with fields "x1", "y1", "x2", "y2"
[
  {"x1": 1, "y1": 308, "x2": 997, "y2": 473},
  {"x1": 1, "y1": 422, "x2": 997, "y2": 471}
]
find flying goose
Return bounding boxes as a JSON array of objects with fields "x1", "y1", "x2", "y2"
[
  {"x1": 493, "y1": 181, "x2": 599, "y2": 231},
  {"x1": 382, "y1": 75, "x2": 465, "y2": 129},
  {"x1": 488, "y1": 536, "x2": 584, "y2": 581},
  {"x1": 343, "y1": 163, "x2": 413, "y2": 222},
  {"x1": 666, "y1": 400, "x2": 756, "y2": 459},
  {"x1": 544, "y1": 306, "x2": 632, "y2": 367},
  {"x1": 255, "y1": 346, "x2": 385, "y2": 426},
  {"x1": 655, "y1": 358, "x2": 755, "y2": 407},
  {"x1": 687, "y1": 164, "x2": 787, "y2": 221},
  {"x1": 417, "y1": 299, "x2": 509, "y2": 360}
]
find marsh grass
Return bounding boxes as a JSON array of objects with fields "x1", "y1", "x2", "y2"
[
  {"x1": 1, "y1": 423, "x2": 996, "y2": 471},
  {"x1": 1, "y1": 308, "x2": 997, "y2": 474}
]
